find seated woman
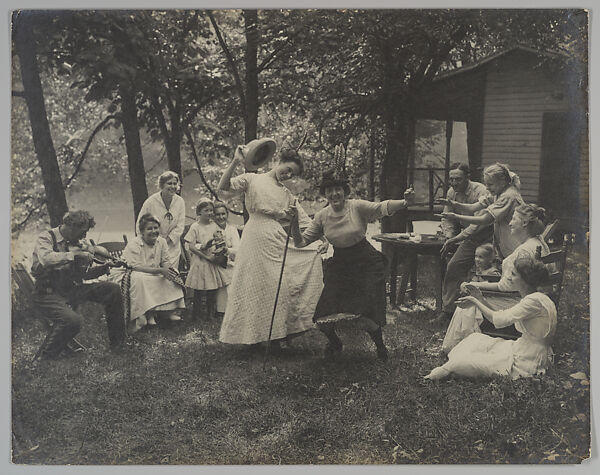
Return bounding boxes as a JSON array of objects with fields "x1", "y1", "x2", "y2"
[
  {"x1": 291, "y1": 167, "x2": 414, "y2": 360},
  {"x1": 110, "y1": 213, "x2": 185, "y2": 332},
  {"x1": 442, "y1": 203, "x2": 550, "y2": 353},
  {"x1": 425, "y1": 254, "x2": 556, "y2": 380}
]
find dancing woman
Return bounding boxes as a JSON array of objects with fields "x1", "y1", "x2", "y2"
[
  {"x1": 290, "y1": 166, "x2": 414, "y2": 360},
  {"x1": 217, "y1": 146, "x2": 324, "y2": 349}
]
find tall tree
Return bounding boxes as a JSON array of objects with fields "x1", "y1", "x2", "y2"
[
  {"x1": 120, "y1": 84, "x2": 148, "y2": 221},
  {"x1": 13, "y1": 12, "x2": 68, "y2": 227},
  {"x1": 46, "y1": 11, "x2": 152, "y2": 220}
]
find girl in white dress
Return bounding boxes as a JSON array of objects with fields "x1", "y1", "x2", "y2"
[
  {"x1": 425, "y1": 254, "x2": 556, "y2": 380},
  {"x1": 184, "y1": 199, "x2": 228, "y2": 320},
  {"x1": 137, "y1": 171, "x2": 186, "y2": 270}
]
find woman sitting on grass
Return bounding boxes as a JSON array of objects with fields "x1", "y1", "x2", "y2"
[
  {"x1": 425, "y1": 254, "x2": 556, "y2": 380},
  {"x1": 111, "y1": 213, "x2": 185, "y2": 332}
]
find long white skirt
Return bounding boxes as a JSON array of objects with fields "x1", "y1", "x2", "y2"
[
  {"x1": 110, "y1": 269, "x2": 185, "y2": 324},
  {"x1": 435, "y1": 333, "x2": 552, "y2": 379},
  {"x1": 219, "y1": 213, "x2": 323, "y2": 345},
  {"x1": 442, "y1": 293, "x2": 520, "y2": 353}
]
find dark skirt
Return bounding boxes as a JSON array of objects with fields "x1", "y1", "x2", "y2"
[{"x1": 313, "y1": 238, "x2": 387, "y2": 327}]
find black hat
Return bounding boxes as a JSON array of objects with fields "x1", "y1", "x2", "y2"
[
  {"x1": 319, "y1": 144, "x2": 350, "y2": 195},
  {"x1": 319, "y1": 169, "x2": 350, "y2": 196}
]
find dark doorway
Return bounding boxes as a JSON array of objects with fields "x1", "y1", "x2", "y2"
[{"x1": 539, "y1": 112, "x2": 581, "y2": 228}]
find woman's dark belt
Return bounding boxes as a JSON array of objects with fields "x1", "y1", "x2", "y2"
[{"x1": 331, "y1": 238, "x2": 371, "y2": 257}]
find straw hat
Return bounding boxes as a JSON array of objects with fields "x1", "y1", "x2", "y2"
[{"x1": 239, "y1": 137, "x2": 277, "y2": 171}]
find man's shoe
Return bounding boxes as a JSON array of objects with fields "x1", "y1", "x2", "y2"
[
  {"x1": 376, "y1": 344, "x2": 389, "y2": 362},
  {"x1": 323, "y1": 342, "x2": 343, "y2": 358}
]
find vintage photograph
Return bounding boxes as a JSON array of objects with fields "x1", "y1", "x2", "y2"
[{"x1": 10, "y1": 8, "x2": 590, "y2": 464}]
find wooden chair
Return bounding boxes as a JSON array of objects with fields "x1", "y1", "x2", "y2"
[
  {"x1": 541, "y1": 219, "x2": 560, "y2": 245},
  {"x1": 179, "y1": 224, "x2": 192, "y2": 277},
  {"x1": 535, "y1": 233, "x2": 575, "y2": 307},
  {"x1": 12, "y1": 263, "x2": 87, "y2": 361},
  {"x1": 90, "y1": 234, "x2": 128, "y2": 258},
  {"x1": 481, "y1": 231, "x2": 574, "y2": 340}
]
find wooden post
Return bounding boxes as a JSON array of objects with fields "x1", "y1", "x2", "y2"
[
  {"x1": 428, "y1": 168, "x2": 434, "y2": 212},
  {"x1": 444, "y1": 120, "x2": 453, "y2": 194}
]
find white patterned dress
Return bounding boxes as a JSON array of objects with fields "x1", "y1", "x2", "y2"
[
  {"x1": 219, "y1": 173, "x2": 324, "y2": 345},
  {"x1": 216, "y1": 223, "x2": 241, "y2": 313}
]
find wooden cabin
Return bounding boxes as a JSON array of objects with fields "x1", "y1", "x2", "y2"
[{"x1": 416, "y1": 46, "x2": 588, "y2": 234}]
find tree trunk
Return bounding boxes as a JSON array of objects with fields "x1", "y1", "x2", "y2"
[
  {"x1": 379, "y1": 44, "x2": 412, "y2": 234},
  {"x1": 14, "y1": 13, "x2": 68, "y2": 227},
  {"x1": 369, "y1": 127, "x2": 376, "y2": 201},
  {"x1": 380, "y1": 109, "x2": 413, "y2": 234},
  {"x1": 120, "y1": 85, "x2": 148, "y2": 223},
  {"x1": 165, "y1": 133, "x2": 182, "y2": 181},
  {"x1": 165, "y1": 100, "x2": 183, "y2": 181},
  {"x1": 243, "y1": 9, "x2": 259, "y2": 143}
]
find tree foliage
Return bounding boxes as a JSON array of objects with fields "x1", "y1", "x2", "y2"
[{"x1": 12, "y1": 9, "x2": 587, "y2": 234}]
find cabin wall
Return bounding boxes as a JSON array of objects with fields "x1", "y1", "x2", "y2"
[{"x1": 481, "y1": 55, "x2": 571, "y2": 205}]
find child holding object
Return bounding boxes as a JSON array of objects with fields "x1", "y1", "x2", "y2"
[
  {"x1": 425, "y1": 254, "x2": 556, "y2": 380},
  {"x1": 184, "y1": 199, "x2": 229, "y2": 320}
]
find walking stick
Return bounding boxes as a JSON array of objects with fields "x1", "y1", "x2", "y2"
[{"x1": 263, "y1": 224, "x2": 293, "y2": 370}]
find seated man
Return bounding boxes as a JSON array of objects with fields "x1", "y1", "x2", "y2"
[
  {"x1": 434, "y1": 163, "x2": 492, "y2": 322},
  {"x1": 31, "y1": 210, "x2": 127, "y2": 360}
]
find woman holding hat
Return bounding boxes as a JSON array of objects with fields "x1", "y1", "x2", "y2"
[
  {"x1": 136, "y1": 171, "x2": 186, "y2": 270},
  {"x1": 290, "y1": 166, "x2": 415, "y2": 360},
  {"x1": 217, "y1": 143, "x2": 324, "y2": 348}
]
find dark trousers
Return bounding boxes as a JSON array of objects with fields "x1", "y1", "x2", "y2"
[
  {"x1": 32, "y1": 281, "x2": 126, "y2": 358},
  {"x1": 442, "y1": 226, "x2": 494, "y2": 314}
]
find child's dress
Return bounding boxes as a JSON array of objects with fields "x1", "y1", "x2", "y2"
[
  {"x1": 184, "y1": 221, "x2": 229, "y2": 290},
  {"x1": 433, "y1": 292, "x2": 556, "y2": 379}
]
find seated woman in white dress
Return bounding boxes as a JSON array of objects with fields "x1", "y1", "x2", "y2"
[
  {"x1": 110, "y1": 213, "x2": 185, "y2": 332},
  {"x1": 441, "y1": 204, "x2": 550, "y2": 353},
  {"x1": 425, "y1": 254, "x2": 556, "y2": 380}
]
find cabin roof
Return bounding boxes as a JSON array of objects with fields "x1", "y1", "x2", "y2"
[
  {"x1": 416, "y1": 45, "x2": 568, "y2": 122},
  {"x1": 432, "y1": 45, "x2": 568, "y2": 82}
]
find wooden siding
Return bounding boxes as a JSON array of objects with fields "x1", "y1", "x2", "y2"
[{"x1": 481, "y1": 54, "x2": 570, "y2": 204}]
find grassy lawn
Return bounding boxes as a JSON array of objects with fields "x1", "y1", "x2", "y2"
[{"x1": 11, "y1": 247, "x2": 590, "y2": 465}]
